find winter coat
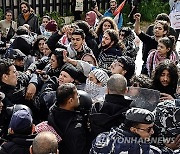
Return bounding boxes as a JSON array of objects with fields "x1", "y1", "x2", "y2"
[
  {"x1": 17, "y1": 13, "x2": 39, "y2": 33},
  {"x1": 48, "y1": 105, "x2": 88, "y2": 154}
]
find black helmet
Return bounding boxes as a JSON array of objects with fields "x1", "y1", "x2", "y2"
[
  {"x1": 77, "y1": 90, "x2": 92, "y2": 113},
  {"x1": 6, "y1": 104, "x2": 33, "y2": 117}
]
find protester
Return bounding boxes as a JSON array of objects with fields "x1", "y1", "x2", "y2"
[
  {"x1": 0, "y1": 109, "x2": 36, "y2": 153},
  {"x1": 30, "y1": 131, "x2": 59, "y2": 154},
  {"x1": 0, "y1": 9, "x2": 17, "y2": 41},
  {"x1": 17, "y1": 1, "x2": 39, "y2": 33}
]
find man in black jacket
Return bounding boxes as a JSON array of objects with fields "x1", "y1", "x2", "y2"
[
  {"x1": 90, "y1": 74, "x2": 132, "y2": 139},
  {"x1": 0, "y1": 59, "x2": 38, "y2": 107},
  {"x1": 98, "y1": 29, "x2": 122, "y2": 70},
  {"x1": 48, "y1": 83, "x2": 88, "y2": 154},
  {"x1": 17, "y1": 1, "x2": 39, "y2": 33}
]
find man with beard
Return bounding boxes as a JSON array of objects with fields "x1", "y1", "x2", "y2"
[
  {"x1": 17, "y1": 1, "x2": 39, "y2": 33},
  {"x1": 98, "y1": 29, "x2": 122, "y2": 70},
  {"x1": 48, "y1": 83, "x2": 88, "y2": 154},
  {"x1": 151, "y1": 59, "x2": 178, "y2": 100},
  {"x1": 104, "y1": 0, "x2": 123, "y2": 29}
]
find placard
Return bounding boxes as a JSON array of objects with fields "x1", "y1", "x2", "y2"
[
  {"x1": 169, "y1": 12, "x2": 180, "y2": 29},
  {"x1": 75, "y1": 0, "x2": 83, "y2": 11}
]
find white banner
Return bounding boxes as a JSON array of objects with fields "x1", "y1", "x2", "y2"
[
  {"x1": 169, "y1": 12, "x2": 180, "y2": 29},
  {"x1": 75, "y1": 0, "x2": 83, "y2": 11}
]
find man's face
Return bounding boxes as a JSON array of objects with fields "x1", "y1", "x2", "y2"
[
  {"x1": 110, "y1": 1, "x2": 117, "y2": 12},
  {"x1": 5, "y1": 12, "x2": 12, "y2": 21},
  {"x1": 58, "y1": 71, "x2": 74, "y2": 85},
  {"x1": 133, "y1": 123, "x2": 154, "y2": 140},
  {"x1": 153, "y1": 23, "x2": 167, "y2": 37},
  {"x1": 110, "y1": 60, "x2": 125, "y2": 74},
  {"x1": 159, "y1": 69, "x2": 170, "y2": 87},
  {"x1": 21, "y1": 4, "x2": 29, "y2": 14},
  {"x1": 2, "y1": 65, "x2": 18, "y2": 86},
  {"x1": 101, "y1": 33, "x2": 113, "y2": 50},
  {"x1": 71, "y1": 35, "x2": 84, "y2": 51}
]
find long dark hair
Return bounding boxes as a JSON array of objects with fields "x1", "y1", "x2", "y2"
[{"x1": 152, "y1": 59, "x2": 178, "y2": 95}]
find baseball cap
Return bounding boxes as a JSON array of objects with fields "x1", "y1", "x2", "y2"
[{"x1": 9, "y1": 109, "x2": 33, "y2": 132}]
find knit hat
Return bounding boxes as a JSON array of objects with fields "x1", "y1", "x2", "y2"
[
  {"x1": 90, "y1": 68, "x2": 109, "y2": 86},
  {"x1": 126, "y1": 108, "x2": 155, "y2": 124},
  {"x1": 45, "y1": 20, "x2": 58, "y2": 32},
  {"x1": 9, "y1": 109, "x2": 33, "y2": 132},
  {"x1": 85, "y1": 11, "x2": 97, "y2": 27},
  {"x1": 61, "y1": 63, "x2": 86, "y2": 83}
]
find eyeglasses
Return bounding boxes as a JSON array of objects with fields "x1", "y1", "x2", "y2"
[{"x1": 136, "y1": 126, "x2": 153, "y2": 133}]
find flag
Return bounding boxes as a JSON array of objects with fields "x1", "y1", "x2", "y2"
[{"x1": 113, "y1": 0, "x2": 127, "y2": 16}]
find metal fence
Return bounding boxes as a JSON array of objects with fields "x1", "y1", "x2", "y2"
[{"x1": 0, "y1": 0, "x2": 123, "y2": 20}]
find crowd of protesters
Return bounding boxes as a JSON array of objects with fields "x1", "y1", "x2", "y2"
[{"x1": 0, "y1": 0, "x2": 180, "y2": 153}]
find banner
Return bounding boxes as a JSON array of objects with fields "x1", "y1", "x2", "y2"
[
  {"x1": 169, "y1": 12, "x2": 180, "y2": 29},
  {"x1": 75, "y1": 0, "x2": 83, "y2": 11}
]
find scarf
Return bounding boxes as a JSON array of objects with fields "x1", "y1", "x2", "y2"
[
  {"x1": 85, "y1": 79, "x2": 106, "y2": 103},
  {"x1": 147, "y1": 50, "x2": 177, "y2": 76}
]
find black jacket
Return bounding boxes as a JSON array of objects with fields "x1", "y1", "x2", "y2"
[
  {"x1": 17, "y1": 13, "x2": 39, "y2": 33},
  {"x1": 100, "y1": 94, "x2": 132, "y2": 116},
  {"x1": 138, "y1": 32, "x2": 158, "y2": 63},
  {"x1": 48, "y1": 105, "x2": 88, "y2": 154},
  {"x1": 47, "y1": 31, "x2": 66, "y2": 51},
  {"x1": 0, "y1": 134, "x2": 35, "y2": 154},
  {"x1": 0, "y1": 72, "x2": 38, "y2": 107},
  {"x1": 90, "y1": 94, "x2": 132, "y2": 139}
]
